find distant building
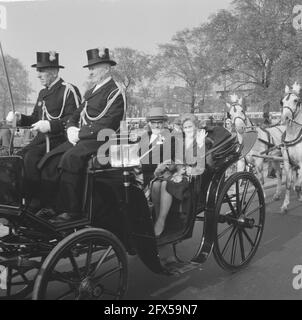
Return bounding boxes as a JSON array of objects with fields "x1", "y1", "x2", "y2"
[{"x1": 213, "y1": 81, "x2": 260, "y2": 112}]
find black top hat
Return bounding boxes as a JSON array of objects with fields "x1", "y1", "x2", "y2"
[
  {"x1": 31, "y1": 51, "x2": 64, "y2": 69},
  {"x1": 83, "y1": 48, "x2": 116, "y2": 68}
]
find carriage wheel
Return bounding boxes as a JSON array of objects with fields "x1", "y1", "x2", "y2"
[
  {"x1": 0, "y1": 266, "x2": 37, "y2": 300},
  {"x1": 32, "y1": 228, "x2": 128, "y2": 300},
  {"x1": 213, "y1": 172, "x2": 265, "y2": 272}
]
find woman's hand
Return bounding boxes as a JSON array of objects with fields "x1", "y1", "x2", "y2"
[
  {"x1": 171, "y1": 174, "x2": 183, "y2": 183},
  {"x1": 196, "y1": 129, "x2": 207, "y2": 148}
]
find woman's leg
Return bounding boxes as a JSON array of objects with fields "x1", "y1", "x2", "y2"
[
  {"x1": 154, "y1": 181, "x2": 173, "y2": 236},
  {"x1": 151, "y1": 180, "x2": 161, "y2": 218}
]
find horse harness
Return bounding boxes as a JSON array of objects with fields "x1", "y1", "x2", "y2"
[
  {"x1": 281, "y1": 129, "x2": 302, "y2": 171},
  {"x1": 281, "y1": 92, "x2": 302, "y2": 170},
  {"x1": 258, "y1": 125, "x2": 284, "y2": 155},
  {"x1": 233, "y1": 108, "x2": 273, "y2": 151}
]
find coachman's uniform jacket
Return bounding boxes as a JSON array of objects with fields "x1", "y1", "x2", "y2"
[
  {"x1": 68, "y1": 77, "x2": 125, "y2": 139},
  {"x1": 19, "y1": 78, "x2": 81, "y2": 151}
]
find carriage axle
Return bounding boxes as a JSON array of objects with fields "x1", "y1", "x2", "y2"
[{"x1": 220, "y1": 214, "x2": 255, "y2": 229}]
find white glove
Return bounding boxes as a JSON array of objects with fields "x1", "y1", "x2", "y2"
[
  {"x1": 196, "y1": 129, "x2": 207, "y2": 148},
  {"x1": 67, "y1": 126, "x2": 80, "y2": 145},
  {"x1": 31, "y1": 120, "x2": 51, "y2": 133},
  {"x1": 6, "y1": 111, "x2": 21, "y2": 123}
]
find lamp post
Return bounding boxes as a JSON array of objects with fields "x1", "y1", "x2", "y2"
[{"x1": 221, "y1": 67, "x2": 234, "y2": 114}]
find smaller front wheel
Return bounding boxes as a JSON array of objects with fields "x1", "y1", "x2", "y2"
[
  {"x1": 213, "y1": 172, "x2": 265, "y2": 272},
  {"x1": 32, "y1": 228, "x2": 128, "y2": 300}
]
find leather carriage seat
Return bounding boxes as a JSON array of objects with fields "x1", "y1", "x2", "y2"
[
  {"x1": 204, "y1": 126, "x2": 240, "y2": 169},
  {"x1": 204, "y1": 126, "x2": 233, "y2": 150}
]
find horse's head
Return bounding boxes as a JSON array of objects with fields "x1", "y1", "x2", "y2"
[
  {"x1": 227, "y1": 94, "x2": 246, "y2": 134},
  {"x1": 281, "y1": 82, "x2": 301, "y2": 123}
]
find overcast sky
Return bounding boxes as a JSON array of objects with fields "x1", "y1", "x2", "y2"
[{"x1": 0, "y1": 0, "x2": 233, "y2": 98}]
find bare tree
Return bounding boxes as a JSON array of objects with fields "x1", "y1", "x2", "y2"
[
  {"x1": 157, "y1": 29, "x2": 213, "y2": 113},
  {"x1": 0, "y1": 55, "x2": 32, "y2": 120},
  {"x1": 112, "y1": 47, "x2": 156, "y2": 116}
]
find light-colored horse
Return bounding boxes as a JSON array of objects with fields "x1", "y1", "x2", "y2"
[
  {"x1": 280, "y1": 83, "x2": 302, "y2": 213},
  {"x1": 227, "y1": 94, "x2": 285, "y2": 200}
]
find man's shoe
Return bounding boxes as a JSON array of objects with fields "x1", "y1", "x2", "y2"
[{"x1": 35, "y1": 208, "x2": 58, "y2": 220}]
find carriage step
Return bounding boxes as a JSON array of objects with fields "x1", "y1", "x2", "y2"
[{"x1": 162, "y1": 260, "x2": 202, "y2": 275}]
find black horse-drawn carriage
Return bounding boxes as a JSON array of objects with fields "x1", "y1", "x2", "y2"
[{"x1": 0, "y1": 127, "x2": 264, "y2": 300}]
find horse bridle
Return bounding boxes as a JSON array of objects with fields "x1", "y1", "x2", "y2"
[
  {"x1": 281, "y1": 92, "x2": 301, "y2": 123},
  {"x1": 230, "y1": 104, "x2": 247, "y2": 126},
  {"x1": 281, "y1": 92, "x2": 302, "y2": 155}
]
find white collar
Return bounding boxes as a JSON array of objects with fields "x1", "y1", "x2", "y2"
[
  {"x1": 92, "y1": 77, "x2": 112, "y2": 93},
  {"x1": 47, "y1": 77, "x2": 60, "y2": 90}
]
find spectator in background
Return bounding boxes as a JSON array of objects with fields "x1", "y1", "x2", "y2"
[
  {"x1": 262, "y1": 111, "x2": 276, "y2": 178},
  {"x1": 171, "y1": 117, "x2": 182, "y2": 136},
  {"x1": 225, "y1": 118, "x2": 233, "y2": 132},
  {"x1": 209, "y1": 115, "x2": 214, "y2": 126},
  {"x1": 262, "y1": 111, "x2": 271, "y2": 128}
]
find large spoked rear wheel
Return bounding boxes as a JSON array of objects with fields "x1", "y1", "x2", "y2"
[
  {"x1": 32, "y1": 228, "x2": 128, "y2": 300},
  {"x1": 213, "y1": 172, "x2": 265, "y2": 272}
]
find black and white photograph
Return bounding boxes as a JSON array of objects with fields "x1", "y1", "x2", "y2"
[{"x1": 0, "y1": 0, "x2": 302, "y2": 303}]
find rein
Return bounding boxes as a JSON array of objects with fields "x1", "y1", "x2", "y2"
[
  {"x1": 282, "y1": 127, "x2": 302, "y2": 147},
  {"x1": 288, "y1": 118, "x2": 302, "y2": 128},
  {"x1": 234, "y1": 110, "x2": 278, "y2": 154}
]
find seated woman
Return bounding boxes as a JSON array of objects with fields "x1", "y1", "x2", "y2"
[{"x1": 152, "y1": 113, "x2": 207, "y2": 237}]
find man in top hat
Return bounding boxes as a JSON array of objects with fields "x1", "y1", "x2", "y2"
[
  {"x1": 6, "y1": 51, "x2": 81, "y2": 208},
  {"x1": 37, "y1": 47, "x2": 126, "y2": 220}
]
